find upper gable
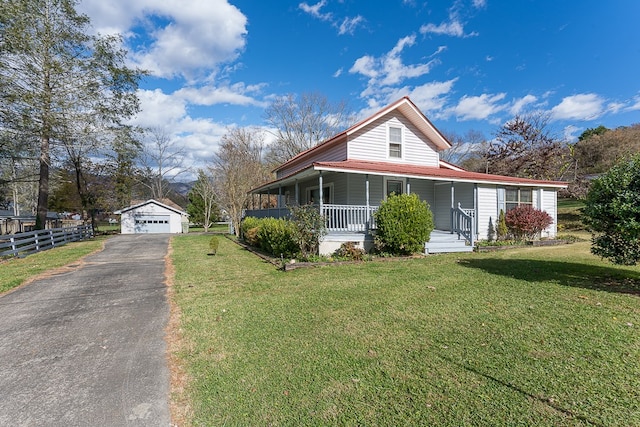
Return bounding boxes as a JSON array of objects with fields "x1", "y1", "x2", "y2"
[{"x1": 347, "y1": 111, "x2": 441, "y2": 167}]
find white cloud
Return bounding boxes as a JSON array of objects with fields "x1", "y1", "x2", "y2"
[
  {"x1": 628, "y1": 95, "x2": 640, "y2": 111},
  {"x1": 338, "y1": 15, "x2": 365, "y2": 35},
  {"x1": 451, "y1": 93, "x2": 507, "y2": 121},
  {"x1": 350, "y1": 35, "x2": 440, "y2": 99},
  {"x1": 299, "y1": 1, "x2": 332, "y2": 21},
  {"x1": 79, "y1": 0, "x2": 248, "y2": 80},
  {"x1": 420, "y1": 20, "x2": 465, "y2": 37},
  {"x1": 562, "y1": 125, "x2": 580, "y2": 142},
  {"x1": 472, "y1": 0, "x2": 487, "y2": 8},
  {"x1": 175, "y1": 83, "x2": 267, "y2": 107},
  {"x1": 133, "y1": 89, "x2": 187, "y2": 128},
  {"x1": 299, "y1": 1, "x2": 364, "y2": 35},
  {"x1": 509, "y1": 94, "x2": 537, "y2": 115},
  {"x1": 550, "y1": 93, "x2": 604, "y2": 121}
]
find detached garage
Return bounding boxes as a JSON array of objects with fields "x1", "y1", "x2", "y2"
[{"x1": 116, "y1": 199, "x2": 188, "y2": 234}]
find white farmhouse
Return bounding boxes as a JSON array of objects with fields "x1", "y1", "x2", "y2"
[{"x1": 246, "y1": 97, "x2": 567, "y2": 255}]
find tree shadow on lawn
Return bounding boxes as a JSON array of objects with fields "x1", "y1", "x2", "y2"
[{"x1": 458, "y1": 258, "x2": 640, "y2": 296}]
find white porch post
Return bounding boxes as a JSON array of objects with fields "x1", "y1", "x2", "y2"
[
  {"x1": 450, "y1": 182, "x2": 455, "y2": 233},
  {"x1": 259, "y1": 193, "x2": 262, "y2": 210},
  {"x1": 295, "y1": 180, "x2": 299, "y2": 206},
  {"x1": 266, "y1": 188, "x2": 270, "y2": 216},
  {"x1": 365, "y1": 174, "x2": 370, "y2": 230},
  {"x1": 278, "y1": 185, "x2": 282, "y2": 209},
  {"x1": 318, "y1": 172, "x2": 324, "y2": 216},
  {"x1": 474, "y1": 183, "x2": 478, "y2": 239}
]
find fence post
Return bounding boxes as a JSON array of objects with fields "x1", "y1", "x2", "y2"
[
  {"x1": 10, "y1": 236, "x2": 16, "y2": 253},
  {"x1": 49, "y1": 229, "x2": 55, "y2": 247}
]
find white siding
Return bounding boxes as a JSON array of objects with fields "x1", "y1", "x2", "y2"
[
  {"x1": 348, "y1": 112, "x2": 440, "y2": 167},
  {"x1": 542, "y1": 188, "x2": 558, "y2": 238},
  {"x1": 409, "y1": 179, "x2": 435, "y2": 208},
  {"x1": 477, "y1": 186, "x2": 498, "y2": 240},
  {"x1": 276, "y1": 142, "x2": 347, "y2": 179}
]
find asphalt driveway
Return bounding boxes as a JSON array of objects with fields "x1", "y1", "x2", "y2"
[{"x1": 0, "y1": 234, "x2": 172, "y2": 426}]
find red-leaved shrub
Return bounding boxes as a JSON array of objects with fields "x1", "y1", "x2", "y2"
[{"x1": 505, "y1": 205, "x2": 553, "y2": 241}]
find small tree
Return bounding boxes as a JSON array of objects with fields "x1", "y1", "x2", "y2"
[
  {"x1": 374, "y1": 193, "x2": 434, "y2": 255},
  {"x1": 583, "y1": 155, "x2": 640, "y2": 265},
  {"x1": 289, "y1": 204, "x2": 327, "y2": 259},
  {"x1": 496, "y1": 209, "x2": 508, "y2": 240},
  {"x1": 487, "y1": 216, "x2": 496, "y2": 242},
  {"x1": 505, "y1": 205, "x2": 553, "y2": 241}
]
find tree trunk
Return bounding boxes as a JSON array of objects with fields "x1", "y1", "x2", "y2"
[{"x1": 35, "y1": 136, "x2": 50, "y2": 229}]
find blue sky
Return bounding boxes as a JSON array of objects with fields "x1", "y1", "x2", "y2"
[{"x1": 78, "y1": 0, "x2": 640, "y2": 173}]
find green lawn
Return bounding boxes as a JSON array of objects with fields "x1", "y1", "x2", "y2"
[
  {"x1": 170, "y1": 235, "x2": 640, "y2": 426},
  {"x1": 0, "y1": 237, "x2": 105, "y2": 294},
  {"x1": 557, "y1": 198, "x2": 586, "y2": 232}
]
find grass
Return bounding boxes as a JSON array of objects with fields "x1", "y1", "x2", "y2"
[
  {"x1": 557, "y1": 198, "x2": 586, "y2": 232},
  {"x1": 0, "y1": 237, "x2": 106, "y2": 294},
  {"x1": 170, "y1": 235, "x2": 640, "y2": 426}
]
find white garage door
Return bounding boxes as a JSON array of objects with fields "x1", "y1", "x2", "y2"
[{"x1": 134, "y1": 215, "x2": 171, "y2": 233}]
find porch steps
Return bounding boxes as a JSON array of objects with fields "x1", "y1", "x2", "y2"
[{"x1": 425, "y1": 230, "x2": 474, "y2": 254}]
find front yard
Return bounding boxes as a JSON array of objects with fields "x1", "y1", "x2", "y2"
[{"x1": 169, "y1": 234, "x2": 640, "y2": 426}]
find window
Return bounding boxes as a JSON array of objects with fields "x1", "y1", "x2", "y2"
[
  {"x1": 306, "y1": 184, "x2": 333, "y2": 204},
  {"x1": 385, "y1": 178, "x2": 404, "y2": 197},
  {"x1": 503, "y1": 188, "x2": 533, "y2": 212},
  {"x1": 388, "y1": 126, "x2": 402, "y2": 158}
]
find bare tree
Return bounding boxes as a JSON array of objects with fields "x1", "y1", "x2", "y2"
[
  {"x1": 264, "y1": 92, "x2": 355, "y2": 165},
  {"x1": 187, "y1": 169, "x2": 218, "y2": 232},
  {"x1": 213, "y1": 127, "x2": 270, "y2": 235},
  {"x1": 139, "y1": 127, "x2": 188, "y2": 200},
  {"x1": 441, "y1": 129, "x2": 487, "y2": 166},
  {"x1": 487, "y1": 112, "x2": 567, "y2": 180}
]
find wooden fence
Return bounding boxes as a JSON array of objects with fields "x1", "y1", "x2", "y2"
[{"x1": 0, "y1": 225, "x2": 94, "y2": 258}]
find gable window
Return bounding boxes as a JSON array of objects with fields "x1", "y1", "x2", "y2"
[
  {"x1": 502, "y1": 188, "x2": 533, "y2": 212},
  {"x1": 388, "y1": 126, "x2": 402, "y2": 159}
]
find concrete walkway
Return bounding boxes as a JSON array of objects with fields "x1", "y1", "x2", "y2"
[{"x1": 0, "y1": 234, "x2": 172, "y2": 426}]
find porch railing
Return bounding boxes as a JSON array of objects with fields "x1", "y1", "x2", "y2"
[
  {"x1": 451, "y1": 203, "x2": 475, "y2": 246},
  {"x1": 323, "y1": 204, "x2": 377, "y2": 233},
  {"x1": 244, "y1": 205, "x2": 378, "y2": 233}
]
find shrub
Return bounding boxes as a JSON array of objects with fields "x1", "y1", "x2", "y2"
[
  {"x1": 333, "y1": 242, "x2": 365, "y2": 261},
  {"x1": 496, "y1": 209, "x2": 508, "y2": 240},
  {"x1": 256, "y1": 217, "x2": 298, "y2": 258},
  {"x1": 240, "y1": 216, "x2": 261, "y2": 241},
  {"x1": 374, "y1": 193, "x2": 434, "y2": 255},
  {"x1": 208, "y1": 236, "x2": 219, "y2": 255},
  {"x1": 505, "y1": 205, "x2": 553, "y2": 241},
  {"x1": 289, "y1": 204, "x2": 327, "y2": 259},
  {"x1": 583, "y1": 154, "x2": 640, "y2": 265}
]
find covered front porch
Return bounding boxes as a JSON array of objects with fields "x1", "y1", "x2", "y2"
[{"x1": 246, "y1": 168, "x2": 478, "y2": 254}]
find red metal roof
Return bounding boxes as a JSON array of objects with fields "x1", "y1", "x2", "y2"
[{"x1": 313, "y1": 160, "x2": 568, "y2": 187}]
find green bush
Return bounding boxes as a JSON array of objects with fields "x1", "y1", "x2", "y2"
[
  {"x1": 256, "y1": 217, "x2": 298, "y2": 258},
  {"x1": 374, "y1": 193, "x2": 434, "y2": 255},
  {"x1": 289, "y1": 204, "x2": 327, "y2": 259},
  {"x1": 208, "y1": 236, "x2": 219, "y2": 255},
  {"x1": 240, "y1": 216, "x2": 261, "y2": 241},
  {"x1": 496, "y1": 209, "x2": 508, "y2": 240},
  {"x1": 583, "y1": 154, "x2": 640, "y2": 265},
  {"x1": 333, "y1": 241, "x2": 365, "y2": 261}
]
